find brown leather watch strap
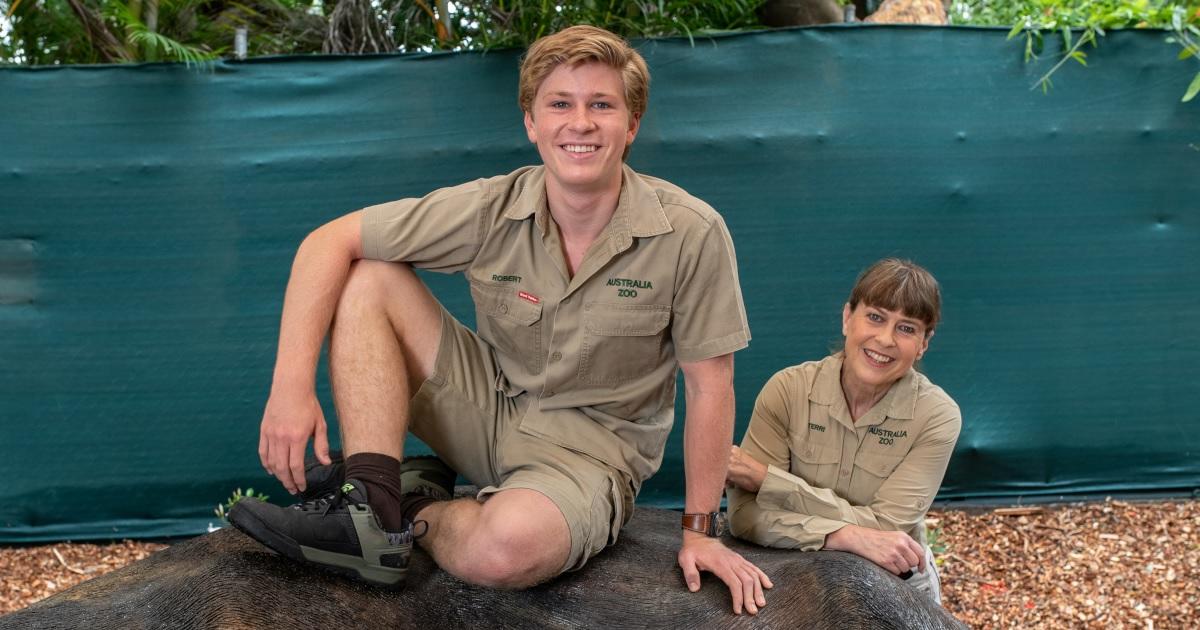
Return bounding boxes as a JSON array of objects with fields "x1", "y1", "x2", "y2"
[{"x1": 681, "y1": 512, "x2": 719, "y2": 537}]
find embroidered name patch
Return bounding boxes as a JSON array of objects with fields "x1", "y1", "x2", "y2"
[{"x1": 518, "y1": 291, "x2": 540, "y2": 304}]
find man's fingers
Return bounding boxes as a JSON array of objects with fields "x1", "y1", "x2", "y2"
[
  {"x1": 755, "y1": 563, "x2": 774, "y2": 589},
  {"x1": 719, "y1": 571, "x2": 744, "y2": 615},
  {"x1": 289, "y1": 441, "x2": 307, "y2": 493},
  {"x1": 681, "y1": 560, "x2": 701, "y2": 592},
  {"x1": 748, "y1": 565, "x2": 767, "y2": 607},
  {"x1": 270, "y1": 446, "x2": 296, "y2": 494},
  {"x1": 313, "y1": 426, "x2": 332, "y2": 466},
  {"x1": 258, "y1": 432, "x2": 269, "y2": 471},
  {"x1": 739, "y1": 569, "x2": 759, "y2": 615}
]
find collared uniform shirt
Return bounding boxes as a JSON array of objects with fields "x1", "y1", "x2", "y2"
[
  {"x1": 728, "y1": 353, "x2": 961, "y2": 550},
  {"x1": 361, "y1": 165, "x2": 750, "y2": 485}
]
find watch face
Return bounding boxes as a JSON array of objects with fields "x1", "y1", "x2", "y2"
[{"x1": 713, "y1": 512, "x2": 729, "y2": 537}]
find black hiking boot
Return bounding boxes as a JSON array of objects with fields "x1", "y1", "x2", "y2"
[
  {"x1": 229, "y1": 478, "x2": 416, "y2": 586},
  {"x1": 300, "y1": 449, "x2": 344, "y2": 501},
  {"x1": 399, "y1": 455, "x2": 456, "y2": 501}
]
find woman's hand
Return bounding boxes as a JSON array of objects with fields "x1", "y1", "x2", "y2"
[
  {"x1": 726, "y1": 445, "x2": 769, "y2": 493},
  {"x1": 824, "y1": 524, "x2": 927, "y2": 576}
]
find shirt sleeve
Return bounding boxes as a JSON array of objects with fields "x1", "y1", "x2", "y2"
[
  {"x1": 729, "y1": 369, "x2": 844, "y2": 548},
  {"x1": 360, "y1": 177, "x2": 491, "y2": 273},
  {"x1": 754, "y1": 401, "x2": 961, "y2": 535},
  {"x1": 670, "y1": 214, "x2": 750, "y2": 363},
  {"x1": 728, "y1": 490, "x2": 848, "y2": 551}
]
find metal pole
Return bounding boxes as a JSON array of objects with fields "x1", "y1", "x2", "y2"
[{"x1": 234, "y1": 28, "x2": 248, "y2": 60}]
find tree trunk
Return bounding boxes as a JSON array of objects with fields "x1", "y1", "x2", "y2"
[{"x1": 64, "y1": 0, "x2": 134, "y2": 62}]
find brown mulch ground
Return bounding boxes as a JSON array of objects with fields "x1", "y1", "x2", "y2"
[{"x1": 2, "y1": 499, "x2": 1197, "y2": 627}]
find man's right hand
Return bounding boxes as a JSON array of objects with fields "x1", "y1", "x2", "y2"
[
  {"x1": 824, "y1": 523, "x2": 926, "y2": 576},
  {"x1": 258, "y1": 389, "x2": 332, "y2": 494}
]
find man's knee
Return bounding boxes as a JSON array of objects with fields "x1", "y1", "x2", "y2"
[
  {"x1": 462, "y1": 524, "x2": 567, "y2": 589},
  {"x1": 456, "y1": 495, "x2": 571, "y2": 588},
  {"x1": 337, "y1": 259, "x2": 414, "y2": 315}
]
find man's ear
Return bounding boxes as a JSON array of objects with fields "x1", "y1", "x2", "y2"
[
  {"x1": 626, "y1": 111, "x2": 641, "y2": 146},
  {"x1": 524, "y1": 110, "x2": 537, "y2": 144}
]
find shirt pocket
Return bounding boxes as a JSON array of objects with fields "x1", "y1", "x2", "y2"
[
  {"x1": 850, "y1": 452, "x2": 905, "y2": 498},
  {"x1": 470, "y1": 281, "x2": 544, "y2": 375},
  {"x1": 790, "y1": 442, "x2": 842, "y2": 489},
  {"x1": 578, "y1": 302, "x2": 670, "y2": 385}
]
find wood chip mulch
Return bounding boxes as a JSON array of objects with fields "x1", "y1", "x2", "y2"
[
  {"x1": 932, "y1": 498, "x2": 1199, "y2": 629},
  {"x1": 1, "y1": 498, "x2": 1197, "y2": 628}
]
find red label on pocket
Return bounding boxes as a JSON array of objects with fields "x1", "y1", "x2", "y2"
[{"x1": 518, "y1": 291, "x2": 540, "y2": 304}]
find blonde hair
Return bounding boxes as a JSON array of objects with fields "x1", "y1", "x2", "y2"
[
  {"x1": 848, "y1": 258, "x2": 942, "y2": 333},
  {"x1": 518, "y1": 25, "x2": 650, "y2": 121}
]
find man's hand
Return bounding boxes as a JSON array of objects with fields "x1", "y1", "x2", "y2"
[
  {"x1": 678, "y1": 531, "x2": 773, "y2": 615},
  {"x1": 726, "y1": 445, "x2": 768, "y2": 493},
  {"x1": 258, "y1": 388, "x2": 332, "y2": 494},
  {"x1": 825, "y1": 523, "x2": 926, "y2": 576}
]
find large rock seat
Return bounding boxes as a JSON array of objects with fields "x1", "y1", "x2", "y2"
[{"x1": 1, "y1": 508, "x2": 965, "y2": 629}]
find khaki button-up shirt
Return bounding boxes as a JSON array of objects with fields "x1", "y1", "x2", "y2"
[
  {"x1": 728, "y1": 353, "x2": 960, "y2": 550},
  {"x1": 361, "y1": 165, "x2": 750, "y2": 484}
]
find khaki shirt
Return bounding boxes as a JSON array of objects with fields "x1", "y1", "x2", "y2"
[
  {"x1": 728, "y1": 353, "x2": 960, "y2": 550},
  {"x1": 361, "y1": 165, "x2": 750, "y2": 484}
]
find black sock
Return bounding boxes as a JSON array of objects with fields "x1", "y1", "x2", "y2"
[
  {"x1": 344, "y1": 452, "x2": 405, "y2": 532},
  {"x1": 399, "y1": 494, "x2": 439, "y2": 525}
]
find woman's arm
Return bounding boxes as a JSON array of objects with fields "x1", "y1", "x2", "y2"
[{"x1": 753, "y1": 402, "x2": 960, "y2": 533}]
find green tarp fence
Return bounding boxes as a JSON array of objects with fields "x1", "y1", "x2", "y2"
[{"x1": 2, "y1": 26, "x2": 1198, "y2": 542}]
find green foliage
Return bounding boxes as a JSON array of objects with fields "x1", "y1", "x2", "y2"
[
  {"x1": 213, "y1": 487, "x2": 269, "y2": 521},
  {"x1": 926, "y1": 523, "x2": 947, "y2": 566},
  {"x1": 951, "y1": 1, "x2": 1200, "y2": 101},
  {"x1": 950, "y1": 0, "x2": 1199, "y2": 29},
  {"x1": 2, "y1": 0, "x2": 765, "y2": 65}
]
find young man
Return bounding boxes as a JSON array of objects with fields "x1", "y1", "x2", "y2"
[{"x1": 230, "y1": 25, "x2": 772, "y2": 615}]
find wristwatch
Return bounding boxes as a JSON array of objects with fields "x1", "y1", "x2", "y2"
[{"x1": 681, "y1": 511, "x2": 727, "y2": 537}]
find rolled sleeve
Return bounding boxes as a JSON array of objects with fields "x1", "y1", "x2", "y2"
[{"x1": 729, "y1": 486, "x2": 846, "y2": 551}]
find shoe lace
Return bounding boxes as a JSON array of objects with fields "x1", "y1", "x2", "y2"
[{"x1": 295, "y1": 487, "x2": 362, "y2": 516}]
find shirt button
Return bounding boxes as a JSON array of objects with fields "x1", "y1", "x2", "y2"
[
  {"x1": 498, "y1": 304, "x2": 509, "y2": 314},
  {"x1": 550, "y1": 351, "x2": 562, "y2": 362}
]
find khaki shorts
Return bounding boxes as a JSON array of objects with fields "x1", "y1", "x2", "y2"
[{"x1": 407, "y1": 305, "x2": 634, "y2": 572}]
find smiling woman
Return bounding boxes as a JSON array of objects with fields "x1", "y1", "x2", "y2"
[{"x1": 725, "y1": 258, "x2": 962, "y2": 605}]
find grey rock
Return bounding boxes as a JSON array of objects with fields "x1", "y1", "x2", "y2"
[{"x1": 2, "y1": 508, "x2": 966, "y2": 629}]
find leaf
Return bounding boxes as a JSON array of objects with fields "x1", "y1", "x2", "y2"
[
  {"x1": 1184, "y1": 71, "x2": 1200, "y2": 102},
  {"x1": 1071, "y1": 51, "x2": 1088, "y2": 66},
  {"x1": 1179, "y1": 47, "x2": 1196, "y2": 60},
  {"x1": 1061, "y1": 26, "x2": 1072, "y2": 49},
  {"x1": 1007, "y1": 23, "x2": 1024, "y2": 41}
]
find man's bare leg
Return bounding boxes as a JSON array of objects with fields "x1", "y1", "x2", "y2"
[
  {"x1": 416, "y1": 489, "x2": 572, "y2": 589},
  {"x1": 328, "y1": 261, "x2": 571, "y2": 588},
  {"x1": 328, "y1": 260, "x2": 442, "y2": 460}
]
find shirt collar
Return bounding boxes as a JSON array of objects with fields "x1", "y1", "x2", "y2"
[
  {"x1": 810, "y1": 352, "x2": 919, "y2": 422},
  {"x1": 501, "y1": 165, "x2": 672, "y2": 240}
]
